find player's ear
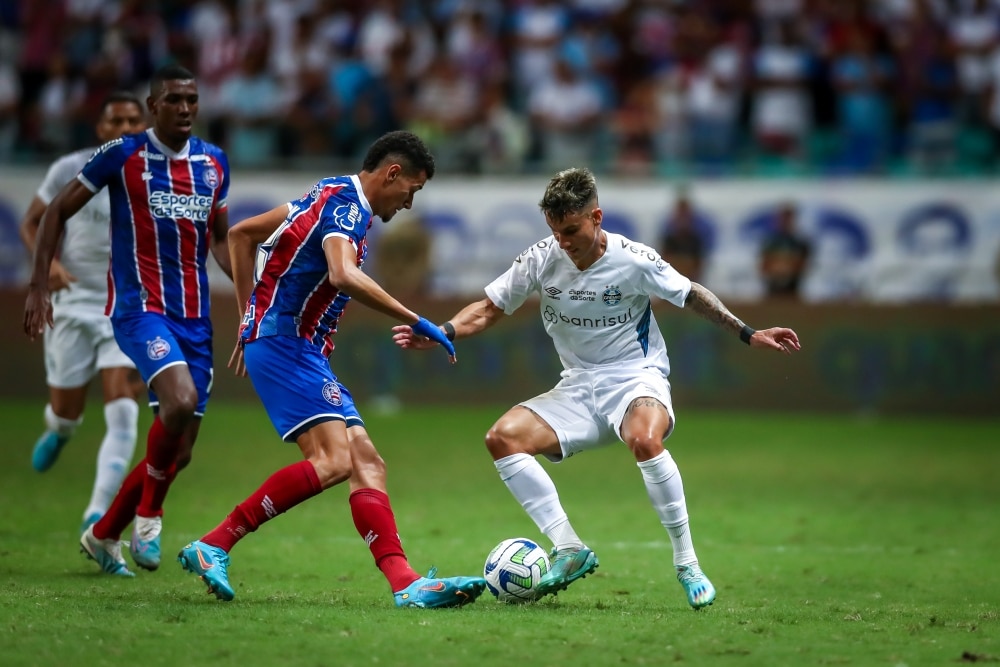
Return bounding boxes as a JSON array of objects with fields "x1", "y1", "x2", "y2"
[{"x1": 591, "y1": 207, "x2": 603, "y2": 225}]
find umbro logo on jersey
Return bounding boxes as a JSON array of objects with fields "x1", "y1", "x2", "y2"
[{"x1": 544, "y1": 286, "x2": 562, "y2": 298}]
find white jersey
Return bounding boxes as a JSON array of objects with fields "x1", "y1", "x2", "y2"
[
  {"x1": 485, "y1": 231, "x2": 692, "y2": 376},
  {"x1": 36, "y1": 147, "x2": 110, "y2": 315}
]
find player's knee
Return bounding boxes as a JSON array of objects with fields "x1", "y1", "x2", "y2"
[
  {"x1": 158, "y1": 391, "x2": 198, "y2": 431},
  {"x1": 485, "y1": 424, "x2": 521, "y2": 459},
  {"x1": 174, "y1": 451, "x2": 193, "y2": 471},
  {"x1": 626, "y1": 435, "x2": 664, "y2": 461},
  {"x1": 311, "y1": 449, "x2": 353, "y2": 489}
]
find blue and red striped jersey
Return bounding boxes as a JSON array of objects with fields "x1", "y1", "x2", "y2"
[
  {"x1": 78, "y1": 128, "x2": 230, "y2": 319},
  {"x1": 239, "y1": 175, "x2": 372, "y2": 357}
]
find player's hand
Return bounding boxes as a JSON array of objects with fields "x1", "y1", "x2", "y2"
[
  {"x1": 23, "y1": 285, "x2": 54, "y2": 340},
  {"x1": 408, "y1": 317, "x2": 457, "y2": 364},
  {"x1": 228, "y1": 341, "x2": 247, "y2": 377},
  {"x1": 750, "y1": 327, "x2": 801, "y2": 354},
  {"x1": 392, "y1": 324, "x2": 437, "y2": 350},
  {"x1": 48, "y1": 260, "x2": 76, "y2": 292}
]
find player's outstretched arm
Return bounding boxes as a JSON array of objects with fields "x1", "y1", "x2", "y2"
[
  {"x1": 325, "y1": 236, "x2": 456, "y2": 363},
  {"x1": 24, "y1": 180, "x2": 94, "y2": 339},
  {"x1": 392, "y1": 297, "x2": 504, "y2": 351},
  {"x1": 684, "y1": 282, "x2": 801, "y2": 354}
]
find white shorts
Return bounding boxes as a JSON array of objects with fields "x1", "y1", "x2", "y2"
[
  {"x1": 520, "y1": 367, "x2": 676, "y2": 462},
  {"x1": 43, "y1": 312, "x2": 134, "y2": 388}
]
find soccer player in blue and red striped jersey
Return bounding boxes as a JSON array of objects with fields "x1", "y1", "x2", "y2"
[
  {"x1": 24, "y1": 64, "x2": 233, "y2": 577},
  {"x1": 176, "y1": 131, "x2": 487, "y2": 607}
]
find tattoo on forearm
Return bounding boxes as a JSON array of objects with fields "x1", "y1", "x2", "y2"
[{"x1": 684, "y1": 282, "x2": 744, "y2": 336}]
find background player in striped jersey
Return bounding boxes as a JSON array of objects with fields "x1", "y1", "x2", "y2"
[
  {"x1": 19, "y1": 92, "x2": 146, "y2": 535},
  {"x1": 24, "y1": 64, "x2": 233, "y2": 577},
  {"x1": 393, "y1": 167, "x2": 801, "y2": 610},
  {"x1": 177, "y1": 131, "x2": 486, "y2": 607}
]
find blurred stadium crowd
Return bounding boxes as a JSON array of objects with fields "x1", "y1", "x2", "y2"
[{"x1": 3, "y1": 0, "x2": 1000, "y2": 177}]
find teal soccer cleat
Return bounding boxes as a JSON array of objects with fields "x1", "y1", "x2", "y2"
[
  {"x1": 394, "y1": 568, "x2": 487, "y2": 608},
  {"x1": 178, "y1": 540, "x2": 234, "y2": 601},
  {"x1": 129, "y1": 516, "x2": 162, "y2": 571},
  {"x1": 80, "y1": 525, "x2": 134, "y2": 577},
  {"x1": 676, "y1": 563, "x2": 716, "y2": 609},
  {"x1": 32, "y1": 431, "x2": 68, "y2": 472},
  {"x1": 535, "y1": 545, "x2": 599, "y2": 597}
]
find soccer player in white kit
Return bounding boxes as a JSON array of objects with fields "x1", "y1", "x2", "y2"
[
  {"x1": 19, "y1": 92, "x2": 146, "y2": 533},
  {"x1": 394, "y1": 167, "x2": 801, "y2": 609}
]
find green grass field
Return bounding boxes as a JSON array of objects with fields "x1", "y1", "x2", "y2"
[{"x1": 1, "y1": 400, "x2": 997, "y2": 667}]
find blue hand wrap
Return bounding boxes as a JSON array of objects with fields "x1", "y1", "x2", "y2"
[{"x1": 412, "y1": 317, "x2": 456, "y2": 357}]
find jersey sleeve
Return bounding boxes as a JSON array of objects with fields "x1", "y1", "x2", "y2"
[
  {"x1": 37, "y1": 154, "x2": 79, "y2": 205},
  {"x1": 318, "y1": 186, "x2": 367, "y2": 249},
  {"x1": 634, "y1": 242, "x2": 692, "y2": 307},
  {"x1": 484, "y1": 245, "x2": 541, "y2": 314},
  {"x1": 211, "y1": 146, "x2": 230, "y2": 211},
  {"x1": 77, "y1": 137, "x2": 127, "y2": 193}
]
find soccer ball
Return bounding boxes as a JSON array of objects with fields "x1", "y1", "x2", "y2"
[{"x1": 483, "y1": 537, "x2": 550, "y2": 603}]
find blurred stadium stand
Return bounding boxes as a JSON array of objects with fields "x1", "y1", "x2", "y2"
[{"x1": 2, "y1": 1, "x2": 998, "y2": 414}]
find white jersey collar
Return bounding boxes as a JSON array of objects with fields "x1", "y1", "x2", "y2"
[
  {"x1": 350, "y1": 174, "x2": 373, "y2": 215},
  {"x1": 146, "y1": 128, "x2": 191, "y2": 159}
]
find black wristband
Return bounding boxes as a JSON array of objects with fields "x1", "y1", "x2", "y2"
[
  {"x1": 739, "y1": 324, "x2": 756, "y2": 345},
  {"x1": 442, "y1": 321, "x2": 456, "y2": 341}
]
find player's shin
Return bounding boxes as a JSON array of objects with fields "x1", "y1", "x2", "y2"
[
  {"x1": 637, "y1": 450, "x2": 697, "y2": 566},
  {"x1": 85, "y1": 398, "x2": 139, "y2": 520}
]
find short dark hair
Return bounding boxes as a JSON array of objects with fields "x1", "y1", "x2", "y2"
[
  {"x1": 361, "y1": 131, "x2": 436, "y2": 179},
  {"x1": 149, "y1": 63, "x2": 196, "y2": 97},
  {"x1": 100, "y1": 91, "x2": 143, "y2": 115},
  {"x1": 539, "y1": 167, "x2": 599, "y2": 222}
]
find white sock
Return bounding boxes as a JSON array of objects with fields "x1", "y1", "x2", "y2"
[
  {"x1": 637, "y1": 450, "x2": 697, "y2": 567},
  {"x1": 494, "y1": 453, "x2": 584, "y2": 550},
  {"x1": 84, "y1": 398, "x2": 139, "y2": 519},
  {"x1": 44, "y1": 403, "x2": 81, "y2": 440}
]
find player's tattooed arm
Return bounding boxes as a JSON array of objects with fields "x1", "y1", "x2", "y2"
[{"x1": 683, "y1": 282, "x2": 747, "y2": 337}]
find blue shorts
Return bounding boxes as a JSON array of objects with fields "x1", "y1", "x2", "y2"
[
  {"x1": 244, "y1": 335, "x2": 363, "y2": 442},
  {"x1": 111, "y1": 312, "x2": 214, "y2": 416}
]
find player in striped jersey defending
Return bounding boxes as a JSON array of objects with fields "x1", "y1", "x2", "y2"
[
  {"x1": 19, "y1": 92, "x2": 146, "y2": 535},
  {"x1": 24, "y1": 64, "x2": 233, "y2": 577},
  {"x1": 176, "y1": 131, "x2": 486, "y2": 607}
]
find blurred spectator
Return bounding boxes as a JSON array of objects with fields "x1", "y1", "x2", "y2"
[
  {"x1": 906, "y1": 28, "x2": 958, "y2": 172},
  {"x1": 3, "y1": 0, "x2": 1000, "y2": 175},
  {"x1": 510, "y1": 0, "x2": 570, "y2": 106},
  {"x1": 479, "y1": 81, "x2": 531, "y2": 174},
  {"x1": 409, "y1": 55, "x2": 481, "y2": 173},
  {"x1": 36, "y1": 54, "x2": 81, "y2": 155},
  {"x1": 831, "y1": 25, "x2": 893, "y2": 172},
  {"x1": 887, "y1": 0, "x2": 958, "y2": 173},
  {"x1": 759, "y1": 202, "x2": 812, "y2": 299},
  {"x1": 751, "y1": 19, "x2": 812, "y2": 159},
  {"x1": 613, "y1": 76, "x2": 658, "y2": 174},
  {"x1": 445, "y1": 6, "x2": 506, "y2": 85},
  {"x1": 528, "y1": 58, "x2": 605, "y2": 170},
  {"x1": 685, "y1": 21, "x2": 747, "y2": 168},
  {"x1": 0, "y1": 30, "x2": 18, "y2": 161},
  {"x1": 659, "y1": 191, "x2": 708, "y2": 283},
  {"x1": 217, "y1": 44, "x2": 286, "y2": 167},
  {"x1": 949, "y1": 0, "x2": 999, "y2": 129}
]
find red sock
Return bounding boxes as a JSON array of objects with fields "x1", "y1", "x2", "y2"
[
  {"x1": 202, "y1": 460, "x2": 322, "y2": 553},
  {"x1": 93, "y1": 459, "x2": 146, "y2": 540},
  {"x1": 349, "y1": 488, "x2": 419, "y2": 592},
  {"x1": 136, "y1": 416, "x2": 182, "y2": 518}
]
